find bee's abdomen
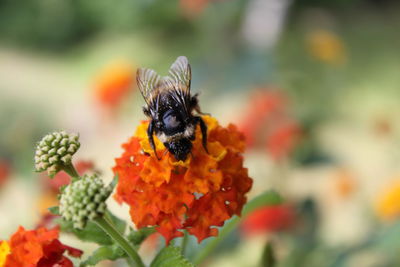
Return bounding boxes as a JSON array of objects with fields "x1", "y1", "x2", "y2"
[{"x1": 165, "y1": 138, "x2": 192, "y2": 161}]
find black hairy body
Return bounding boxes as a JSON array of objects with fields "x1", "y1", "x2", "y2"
[{"x1": 137, "y1": 56, "x2": 208, "y2": 161}]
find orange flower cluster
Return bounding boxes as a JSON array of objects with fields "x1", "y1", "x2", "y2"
[
  {"x1": 94, "y1": 61, "x2": 135, "y2": 110},
  {"x1": 113, "y1": 116, "x2": 252, "y2": 243},
  {"x1": 240, "y1": 204, "x2": 295, "y2": 237},
  {"x1": 0, "y1": 226, "x2": 82, "y2": 267},
  {"x1": 239, "y1": 89, "x2": 301, "y2": 161}
]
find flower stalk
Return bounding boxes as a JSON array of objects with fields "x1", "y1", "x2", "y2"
[
  {"x1": 181, "y1": 230, "x2": 189, "y2": 256},
  {"x1": 61, "y1": 163, "x2": 80, "y2": 179},
  {"x1": 94, "y1": 216, "x2": 145, "y2": 267}
]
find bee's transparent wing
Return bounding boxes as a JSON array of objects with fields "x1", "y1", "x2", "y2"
[
  {"x1": 136, "y1": 68, "x2": 161, "y2": 104},
  {"x1": 168, "y1": 56, "x2": 191, "y2": 93}
]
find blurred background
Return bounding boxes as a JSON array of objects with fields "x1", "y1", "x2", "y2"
[{"x1": 1, "y1": 0, "x2": 400, "y2": 266}]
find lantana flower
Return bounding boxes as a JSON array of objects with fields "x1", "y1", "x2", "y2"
[
  {"x1": 93, "y1": 61, "x2": 135, "y2": 111},
  {"x1": 240, "y1": 204, "x2": 295, "y2": 236},
  {"x1": 0, "y1": 226, "x2": 82, "y2": 267},
  {"x1": 239, "y1": 89, "x2": 301, "y2": 161},
  {"x1": 113, "y1": 115, "x2": 253, "y2": 243}
]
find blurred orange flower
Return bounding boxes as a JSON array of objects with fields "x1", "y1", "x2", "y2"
[
  {"x1": 332, "y1": 169, "x2": 357, "y2": 198},
  {"x1": 180, "y1": 0, "x2": 226, "y2": 18},
  {"x1": 266, "y1": 121, "x2": 301, "y2": 162},
  {"x1": 113, "y1": 116, "x2": 252, "y2": 243},
  {"x1": 239, "y1": 90, "x2": 286, "y2": 147},
  {"x1": 0, "y1": 160, "x2": 11, "y2": 188},
  {"x1": 239, "y1": 89, "x2": 301, "y2": 161},
  {"x1": 240, "y1": 204, "x2": 295, "y2": 236},
  {"x1": 375, "y1": 180, "x2": 400, "y2": 221},
  {"x1": 94, "y1": 61, "x2": 135, "y2": 110},
  {"x1": 180, "y1": 0, "x2": 209, "y2": 17},
  {"x1": 306, "y1": 30, "x2": 347, "y2": 65},
  {"x1": 0, "y1": 226, "x2": 82, "y2": 267},
  {"x1": 373, "y1": 116, "x2": 393, "y2": 137}
]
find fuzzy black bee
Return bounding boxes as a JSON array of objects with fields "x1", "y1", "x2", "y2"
[{"x1": 136, "y1": 56, "x2": 208, "y2": 161}]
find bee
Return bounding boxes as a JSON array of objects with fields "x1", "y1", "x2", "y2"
[{"x1": 136, "y1": 56, "x2": 208, "y2": 161}]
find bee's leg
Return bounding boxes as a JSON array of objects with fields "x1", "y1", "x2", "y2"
[
  {"x1": 147, "y1": 121, "x2": 160, "y2": 160},
  {"x1": 194, "y1": 116, "x2": 208, "y2": 153},
  {"x1": 191, "y1": 94, "x2": 210, "y2": 116}
]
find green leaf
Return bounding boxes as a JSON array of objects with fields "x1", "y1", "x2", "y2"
[
  {"x1": 58, "y1": 219, "x2": 114, "y2": 245},
  {"x1": 48, "y1": 206, "x2": 60, "y2": 215},
  {"x1": 151, "y1": 246, "x2": 194, "y2": 267},
  {"x1": 80, "y1": 244, "x2": 125, "y2": 266},
  {"x1": 127, "y1": 227, "x2": 156, "y2": 248},
  {"x1": 59, "y1": 185, "x2": 67, "y2": 194},
  {"x1": 261, "y1": 242, "x2": 275, "y2": 267},
  {"x1": 57, "y1": 211, "x2": 126, "y2": 246},
  {"x1": 242, "y1": 190, "x2": 282, "y2": 217}
]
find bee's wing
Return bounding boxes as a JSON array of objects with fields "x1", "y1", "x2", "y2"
[
  {"x1": 136, "y1": 68, "x2": 161, "y2": 105},
  {"x1": 164, "y1": 56, "x2": 192, "y2": 114},
  {"x1": 168, "y1": 56, "x2": 191, "y2": 94}
]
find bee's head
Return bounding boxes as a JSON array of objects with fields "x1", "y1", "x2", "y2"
[{"x1": 165, "y1": 138, "x2": 192, "y2": 161}]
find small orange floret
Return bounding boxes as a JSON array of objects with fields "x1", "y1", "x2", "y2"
[
  {"x1": 3, "y1": 226, "x2": 82, "y2": 267},
  {"x1": 113, "y1": 116, "x2": 253, "y2": 243}
]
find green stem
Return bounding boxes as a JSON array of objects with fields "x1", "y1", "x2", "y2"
[
  {"x1": 95, "y1": 217, "x2": 145, "y2": 267},
  {"x1": 181, "y1": 230, "x2": 189, "y2": 256},
  {"x1": 62, "y1": 163, "x2": 80, "y2": 179},
  {"x1": 193, "y1": 217, "x2": 239, "y2": 265}
]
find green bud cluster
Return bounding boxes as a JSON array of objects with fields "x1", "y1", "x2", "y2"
[
  {"x1": 34, "y1": 131, "x2": 80, "y2": 177},
  {"x1": 59, "y1": 174, "x2": 112, "y2": 229}
]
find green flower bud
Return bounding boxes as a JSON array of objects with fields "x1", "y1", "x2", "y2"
[
  {"x1": 59, "y1": 174, "x2": 112, "y2": 229},
  {"x1": 34, "y1": 131, "x2": 80, "y2": 177}
]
